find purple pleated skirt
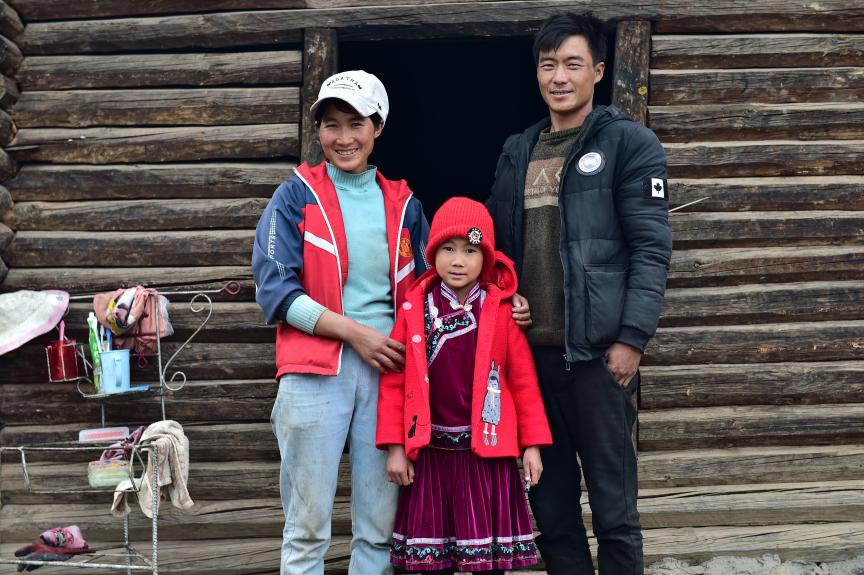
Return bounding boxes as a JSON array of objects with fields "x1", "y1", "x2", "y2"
[{"x1": 390, "y1": 427, "x2": 538, "y2": 572}]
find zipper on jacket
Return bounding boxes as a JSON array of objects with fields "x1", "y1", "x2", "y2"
[
  {"x1": 392, "y1": 194, "x2": 413, "y2": 319},
  {"x1": 295, "y1": 171, "x2": 345, "y2": 374},
  {"x1": 557, "y1": 145, "x2": 583, "y2": 364}
]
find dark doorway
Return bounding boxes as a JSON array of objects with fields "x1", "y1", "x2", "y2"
[{"x1": 340, "y1": 35, "x2": 615, "y2": 216}]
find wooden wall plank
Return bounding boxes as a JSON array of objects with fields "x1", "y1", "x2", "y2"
[
  {"x1": 670, "y1": 210, "x2": 864, "y2": 248},
  {"x1": 0, "y1": 72, "x2": 17, "y2": 108},
  {"x1": 0, "y1": 32, "x2": 21, "y2": 76},
  {"x1": 12, "y1": 88, "x2": 300, "y2": 127},
  {"x1": 8, "y1": 124, "x2": 298, "y2": 163},
  {"x1": 611, "y1": 20, "x2": 651, "y2": 125},
  {"x1": 652, "y1": 103, "x2": 864, "y2": 142},
  {"x1": 301, "y1": 28, "x2": 337, "y2": 165},
  {"x1": 0, "y1": 255, "x2": 6, "y2": 284},
  {"x1": 0, "y1": 106, "x2": 15, "y2": 145},
  {"x1": 18, "y1": 52, "x2": 302, "y2": 91},
  {"x1": 641, "y1": 361, "x2": 864, "y2": 409},
  {"x1": 652, "y1": 33, "x2": 864, "y2": 69},
  {"x1": 17, "y1": 3, "x2": 864, "y2": 55},
  {"x1": 639, "y1": 445, "x2": 864, "y2": 488},
  {"x1": 7, "y1": 0, "x2": 310, "y2": 20},
  {"x1": 0, "y1": 1, "x2": 23, "y2": 39},
  {"x1": 646, "y1": 320, "x2": 864, "y2": 365},
  {"x1": 639, "y1": 404, "x2": 864, "y2": 450},
  {"x1": 10, "y1": 198, "x2": 268, "y2": 231},
  {"x1": 665, "y1": 141, "x2": 864, "y2": 178},
  {"x1": 668, "y1": 245, "x2": 864, "y2": 287},
  {"x1": 660, "y1": 281, "x2": 864, "y2": 326},
  {"x1": 6, "y1": 163, "x2": 291, "y2": 201},
  {"x1": 0, "y1": 267, "x2": 254, "y2": 297},
  {"x1": 650, "y1": 68, "x2": 864, "y2": 106},
  {"x1": 0, "y1": 220, "x2": 11, "y2": 251},
  {"x1": 669, "y1": 176, "x2": 864, "y2": 212},
  {"x1": 0, "y1": 146, "x2": 15, "y2": 180},
  {"x1": 5, "y1": 230, "x2": 254, "y2": 266}
]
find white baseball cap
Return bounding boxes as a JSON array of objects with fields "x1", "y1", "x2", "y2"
[{"x1": 310, "y1": 70, "x2": 389, "y2": 124}]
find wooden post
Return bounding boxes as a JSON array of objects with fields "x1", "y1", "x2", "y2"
[
  {"x1": 301, "y1": 28, "x2": 338, "y2": 166},
  {"x1": 612, "y1": 20, "x2": 652, "y2": 126}
]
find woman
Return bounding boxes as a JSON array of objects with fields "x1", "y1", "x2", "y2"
[{"x1": 252, "y1": 70, "x2": 429, "y2": 574}]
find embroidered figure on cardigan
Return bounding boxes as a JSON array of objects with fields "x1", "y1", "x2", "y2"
[
  {"x1": 407, "y1": 415, "x2": 418, "y2": 439},
  {"x1": 481, "y1": 361, "x2": 502, "y2": 446}
]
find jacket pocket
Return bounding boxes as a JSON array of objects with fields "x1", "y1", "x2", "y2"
[{"x1": 584, "y1": 264, "x2": 627, "y2": 345}]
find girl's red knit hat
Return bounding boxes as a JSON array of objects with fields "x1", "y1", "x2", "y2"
[{"x1": 425, "y1": 197, "x2": 496, "y2": 278}]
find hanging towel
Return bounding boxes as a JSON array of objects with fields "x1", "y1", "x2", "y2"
[
  {"x1": 93, "y1": 286, "x2": 173, "y2": 355},
  {"x1": 111, "y1": 419, "x2": 193, "y2": 518},
  {"x1": 0, "y1": 290, "x2": 68, "y2": 356}
]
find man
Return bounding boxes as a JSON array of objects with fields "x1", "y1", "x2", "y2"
[{"x1": 486, "y1": 13, "x2": 672, "y2": 575}]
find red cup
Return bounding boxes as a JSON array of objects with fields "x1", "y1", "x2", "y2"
[{"x1": 46, "y1": 339, "x2": 79, "y2": 381}]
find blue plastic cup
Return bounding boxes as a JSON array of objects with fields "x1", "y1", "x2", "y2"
[{"x1": 100, "y1": 349, "x2": 131, "y2": 394}]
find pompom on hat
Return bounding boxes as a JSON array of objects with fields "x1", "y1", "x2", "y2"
[{"x1": 425, "y1": 197, "x2": 497, "y2": 279}]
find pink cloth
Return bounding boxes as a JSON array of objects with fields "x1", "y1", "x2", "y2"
[{"x1": 93, "y1": 286, "x2": 172, "y2": 355}]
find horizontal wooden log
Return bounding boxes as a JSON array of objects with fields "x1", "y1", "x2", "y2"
[
  {"x1": 0, "y1": 255, "x2": 6, "y2": 283},
  {"x1": 665, "y1": 140, "x2": 864, "y2": 178},
  {"x1": 18, "y1": 51, "x2": 302, "y2": 91},
  {"x1": 646, "y1": 320, "x2": 864, "y2": 365},
  {"x1": 6, "y1": 162, "x2": 292, "y2": 201},
  {"x1": 0, "y1": 267, "x2": 254, "y2": 297},
  {"x1": 0, "y1": 146, "x2": 15, "y2": 180},
  {"x1": 7, "y1": 0, "x2": 308, "y2": 21},
  {"x1": 0, "y1": 71, "x2": 16, "y2": 108},
  {"x1": 0, "y1": 422, "x2": 279, "y2": 463},
  {"x1": 670, "y1": 210, "x2": 864, "y2": 248},
  {"x1": 0, "y1": 1, "x2": 23, "y2": 39},
  {"x1": 669, "y1": 176, "x2": 864, "y2": 212},
  {"x1": 0, "y1": 105, "x2": 15, "y2": 145},
  {"x1": 639, "y1": 445, "x2": 864, "y2": 488},
  {"x1": 17, "y1": 2, "x2": 864, "y2": 55},
  {"x1": 5, "y1": 230, "x2": 254, "y2": 266},
  {"x1": 0, "y1": 341, "x2": 274, "y2": 384},
  {"x1": 668, "y1": 245, "x2": 864, "y2": 287},
  {"x1": 0, "y1": 32, "x2": 21, "y2": 77},
  {"x1": 10, "y1": 198, "x2": 269, "y2": 231},
  {"x1": 8, "y1": 124, "x2": 298, "y2": 163},
  {"x1": 0, "y1": 220, "x2": 11, "y2": 250},
  {"x1": 641, "y1": 361, "x2": 864, "y2": 409},
  {"x1": 660, "y1": 281, "x2": 864, "y2": 326},
  {"x1": 650, "y1": 67, "x2": 864, "y2": 106},
  {"x1": 652, "y1": 33, "x2": 864, "y2": 69},
  {"x1": 652, "y1": 102, "x2": 864, "y2": 142},
  {"x1": 12, "y1": 88, "x2": 300, "y2": 127},
  {"x1": 0, "y1": 183, "x2": 10, "y2": 216},
  {"x1": 639, "y1": 404, "x2": 864, "y2": 450}
]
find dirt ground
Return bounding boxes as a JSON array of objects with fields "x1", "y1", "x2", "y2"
[{"x1": 645, "y1": 554, "x2": 864, "y2": 575}]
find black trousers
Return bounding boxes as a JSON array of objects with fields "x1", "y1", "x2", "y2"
[{"x1": 528, "y1": 347, "x2": 642, "y2": 575}]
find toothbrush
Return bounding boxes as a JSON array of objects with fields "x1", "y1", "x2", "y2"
[{"x1": 59, "y1": 320, "x2": 66, "y2": 342}]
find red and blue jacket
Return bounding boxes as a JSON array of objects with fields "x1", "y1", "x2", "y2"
[{"x1": 252, "y1": 162, "x2": 430, "y2": 379}]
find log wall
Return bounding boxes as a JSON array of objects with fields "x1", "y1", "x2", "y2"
[{"x1": 0, "y1": 1, "x2": 862, "y2": 572}]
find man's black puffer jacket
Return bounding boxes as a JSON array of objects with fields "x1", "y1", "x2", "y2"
[{"x1": 487, "y1": 105, "x2": 672, "y2": 361}]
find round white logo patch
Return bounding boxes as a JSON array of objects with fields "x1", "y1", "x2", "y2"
[{"x1": 577, "y1": 151, "x2": 604, "y2": 175}]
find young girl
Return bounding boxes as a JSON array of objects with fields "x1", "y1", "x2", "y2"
[{"x1": 377, "y1": 197, "x2": 553, "y2": 574}]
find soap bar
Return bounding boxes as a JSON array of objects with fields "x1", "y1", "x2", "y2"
[{"x1": 88, "y1": 460, "x2": 130, "y2": 488}]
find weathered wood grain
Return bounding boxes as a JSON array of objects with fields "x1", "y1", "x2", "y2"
[
  {"x1": 646, "y1": 320, "x2": 864, "y2": 365},
  {"x1": 0, "y1": 1, "x2": 23, "y2": 39},
  {"x1": 669, "y1": 176, "x2": 864, "y2": 212},
  {"x1": 6, "y1": 0, "x2": 308, "y2": 20},
  {"x1": 18, "y1": 52, "x2": 302, "y2": 91},
  {"x1": 17, "y1": 3, "x2": 864, "y2": 55},
  {"x1": 8, "y1": 124, "x2": 299, "y2": 164},
  {"x1": 670, "y1": 210, "x2": 864, "y2": 248},
  {"x1": 0, "y1": 32, "x2": 21, "y2": 77},
  {"x1": 652, "y1": 103, "x2": 864, "y2": 142},
  {"x1": 10, "y1": 198, "x2": 269, "y2": 231},
  {"x1": 0, "y1": 146, "x2": 15, "y2": 181},
  {"x1": 0, "y1": 184, "x2": 10, "y2": 216},
  {"x1": 6, "y1": 163, "x2": 292, "y2": 201},
  {"x1": 639, "y1": 404, "x2": 864, "y2": 450},
  {"x1": 641, "y1": 361, "x2": 864, "y2": 408},
  {"x1": 0, "y1": 266, "x2": 254, "y2": 297},
  {"x1": 611, "y1": 20, "x2": 651, "y2": 125},
  {"x1": 12, "y1": 88, "x2": 300, "y2": 127},
  {"x1": 0, "y1": 106, "x2": 15, "y2": 145},
  {"x1": 660, "y1": 281, "x2": 864, "y2": 326},
  {"x1": 668, "y1": 245, "x2": 864, "y2": 287},
  {"x1": 665, "y1": 140, "x2": 864, "y2": 178},
  {"x1": 301, "y1": 28, "x2": 337, "y2": 165},
  {"x1": 651, "y1": 68, "x2": 864, "y2": 106},
  {"x1": 638, "y1": 445, "x2": 864, "y2": 488},
  {"x1": 0, "y1": 255, "x2": 6, "y2": 284},
  {"x1": 0, "y1": 221, "x2": 11, "y2": 251},
  {"x1": 0, "y1": 72, "x2": 17, "y2": 108},
  {"x1": 652, "y1": 33, "x2": 864, "y2": 69}
]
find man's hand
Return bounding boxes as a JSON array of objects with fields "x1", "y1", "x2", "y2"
[
  {"x1": 386, "y1": 445, "x2": 415, "y2": 486},
  {"x1": 345, "y1": 322, "x2": 406, "y2": 374},
  {"x1": 522, "y1": 446, "x2": 543, "y2": 487},
  {"x1": 604, "y1": 342, "x2": 641, "y2": 388},
  {"x1": 511, "y1": 293, "x2": 532, "y2": 330}
]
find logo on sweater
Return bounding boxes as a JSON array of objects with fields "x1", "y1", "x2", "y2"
[{"x1": 576, "y1": 151, "x2": 604, "y2": 175}]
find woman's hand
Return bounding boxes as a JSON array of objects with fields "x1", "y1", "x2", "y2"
[
  {"x1": 522, "y1": 446, "x2": 543, "y2": 487},
  {"x1": 346, "y1": 322, "x2": 406, "y2": 374},
  {"x1": 511, "y1": 293, "x2": 532, "y2": 330},
  {"x1": 386, "y1": 445, "x2": 415, "y2": 486}
]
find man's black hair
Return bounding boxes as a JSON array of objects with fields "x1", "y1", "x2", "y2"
[
  {"x1": 532, "y1": 13, "x2": 608, "y2": 67},
  {"x1": 314, "y1": 98, "x2": 383, "y2": 128}
]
